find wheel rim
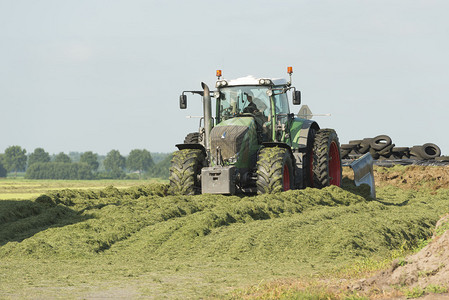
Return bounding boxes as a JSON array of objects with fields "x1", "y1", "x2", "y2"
[
  {"x1": 329, "y1": 141, "x2": 341, "y2": 186},
  {"x1": 283, "y1": 164, "x2": 290, "y2": 191}
]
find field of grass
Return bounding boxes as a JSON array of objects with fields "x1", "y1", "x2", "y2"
[
  {"x1": 0, "y1": 178, "x2": 167, "y2": 200},
  {"x1": 1, "y1": 168, "x2": 449, "y2": 299}
]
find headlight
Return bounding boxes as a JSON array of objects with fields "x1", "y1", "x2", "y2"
[
  {"x1": 215, "y1": 80, "x2": 228, "y2": 88},
  {"x1": 227, "y1": 156, "x2": 238, "y2": 164},
  {"x1": 259, "y1": 79, "x2": 273, "y2": 85},
  {"x1": 214, "y1": 91, "x2": 220, "y2": 98},
  {"x1": 266, "y1": 89, "x2": 273, "y2": 96}
]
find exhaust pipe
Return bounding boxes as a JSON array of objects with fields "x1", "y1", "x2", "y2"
[{"x1": 201, "y1": 82, "x2": 213, "y2": 157}]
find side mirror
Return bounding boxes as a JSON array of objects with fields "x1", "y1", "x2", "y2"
[
  {"x1": 180, "y1": 94, "x2": 187, "y2": 109},
  {"x1": 293, "y1": 90, "x2": 301, "y2": 105}
]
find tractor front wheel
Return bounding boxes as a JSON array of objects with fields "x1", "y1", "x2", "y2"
[
  {"x1": 169, "y1": 149, "x2": 204, "y2": 195},
  {"x1": 312, "y1": 129, "x2": 342, "y2": 187},
  {"x1": 256, "y1": 147, "x2": 293, "y2": 194}
]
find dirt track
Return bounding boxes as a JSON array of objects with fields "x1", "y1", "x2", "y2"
[
  {"x1": 344, "y1": 165, "x2": 449, "y2": 190},
  {"x1": 341, "y1": 166, "x2": 449, "y2": 299},
  {"x1": 346, "y1": 214, "x2": 449, "y2": 299}
]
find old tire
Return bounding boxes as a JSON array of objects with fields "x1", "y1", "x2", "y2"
[
  {"x1": 410, "y1": 143, "x2": 441, "y2": 160},
  {"x1": 422, "y1": 143, "x2": 441, "y2": 159},
  {"x1": 169, "y1": 149, "x2": 204, "y2": 195},
  {"x1": 378, "y1": 143, "x2": 395, "y2": 157},
  {"x1": 369, "y1": 148, "x2": 380, "y2": 159},
  {"x1": 370, "y1": 135, "x2": 392, "y2": 151},
  {"x1": 392, "y1": 147, "x2": 410, "y2": 159},
  {"x1": 184, "y1": 132, "x2": 202, "y2": 144},
  {"x1": 349, "y1": 140, "x2": 363, "y2": 146},
  {"x1": 312, "y1": 129, "x2": 342, "y2": 188},
  {"x1": 359, "y1": 138, "x2": 373, "y2": 154},
  {"x1": 340, "y1": 144, "x2": 357, "y2": 159},
  {"x1": 256, "y1": 147, "x2": 293, "y2": 194}
]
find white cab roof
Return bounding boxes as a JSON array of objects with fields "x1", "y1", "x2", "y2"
[{"x1": 224, "y1": 75, "x2": 288, "y2": 87}]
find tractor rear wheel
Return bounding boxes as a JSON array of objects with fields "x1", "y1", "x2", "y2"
[
  {"x1": 312, "y1": 129, "x2": 342, "y2": 188},
  {"x1": 256, "y1": 147, "x2": 293, "y2": 194},
  {"x1": 169, "y1": 149, "x2": 204, "y2": 195},
  {"x1": 184, "y1": 132, "x2": 202, "y2": 144},
  {"x1": 303, "y1": 128, "x2": 316, "y2": 188}
]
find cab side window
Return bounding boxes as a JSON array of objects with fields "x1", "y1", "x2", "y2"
[{"x1": 274, "y1": 93, "x2": 290, "y2": 114}]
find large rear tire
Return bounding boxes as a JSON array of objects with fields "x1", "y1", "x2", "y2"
[
  {"x1": 169, "y1": 149, "x2": 204, "y2": 195},
  {"x1": 183, "y1": 132, "x2": 202, "y2": 144},
  {"x1": 303, "y1": 128, "x2": 316, "y2": 188},
  {"x1": 312, "y1": 129, "x2": 342, "y2": 188},
  {"x1": 256, "y1": 147, "x2": 293, "y2": 194}
]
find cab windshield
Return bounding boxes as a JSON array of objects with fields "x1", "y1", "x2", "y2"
[
  {"x1": 217, "y1": 86, "x2": 290, "y2": 121},
  {"x1": 217, "y1": 86, "x2": 270, "y2": 121}
]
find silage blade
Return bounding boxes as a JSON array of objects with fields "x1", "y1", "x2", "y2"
[{"x1": 350, "y1": 153, "x2": 376, "y2": 199}]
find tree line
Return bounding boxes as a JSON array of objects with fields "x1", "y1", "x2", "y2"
[{"x1": 0, "y1": 146, "x2": 171, "y2": 180}]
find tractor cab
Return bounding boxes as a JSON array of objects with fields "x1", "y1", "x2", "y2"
[{"x1": 214, "y1": 74, "x2": 298, "y2": 144}]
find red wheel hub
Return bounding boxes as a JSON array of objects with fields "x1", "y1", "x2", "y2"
[{"x1": 329, "y1": 141, "x2": 341, "y2": 186}]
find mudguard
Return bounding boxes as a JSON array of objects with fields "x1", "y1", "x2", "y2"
[
  {"x1": 289, "y1": 119, "x2": 319, "y2": 149},
  {"x1": 175, "y1": 143, "x2": 207, "y2": 157}
]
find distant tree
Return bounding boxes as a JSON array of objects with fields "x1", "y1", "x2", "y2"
[
  {"x1": 0, "y1": 154, "x2": 6, "y2": 177},
  {"x1": 3, "y1": 146, "x2": 27, "y2": 177},
  {"x1": 148, "y1": 153, "x2": 172, "y2": 179},
  {"x1": 68, "y1": 152, "x2": 81, "y2": 162},
  {"x1": 80, "y1": 151, "x2": 99, "y2": 172},
  {"x1": 151, "y1": 152, "x2": 171, "y2": 164},
  {"x1": 25, "y1": 162, "x2": 93, "y2": 180},
  {"x1": 104, "y1": 150, "x2": 126, "y2": 178},
  {"x1": 0, "y1": 161, "x2": 6, "y2": 177},
  {"x1": 28, "y1": 148, "x2": 51, "y2": 166},
  {"x1": 126, "y1": 149, "x2": 154, "y2": 177},
  {"x1": 54, "y1": 152, "x2": 71, "y2": 163}
]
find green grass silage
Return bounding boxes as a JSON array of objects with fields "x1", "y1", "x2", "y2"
[{"x1": 1, "y1": 182, "x2": 449, "y2": 298}]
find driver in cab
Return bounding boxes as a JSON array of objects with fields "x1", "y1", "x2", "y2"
[{"x1": 243, "y1": 92, "x2": 259, "y2": 114}]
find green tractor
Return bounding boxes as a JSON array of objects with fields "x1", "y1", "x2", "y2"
[{"x1": 170, "y1": 67, "x2": 342, "y2": 195}]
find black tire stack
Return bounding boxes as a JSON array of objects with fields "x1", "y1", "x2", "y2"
[{"x1": 340, "y1": 135, "x2": 446, "y2": 162}]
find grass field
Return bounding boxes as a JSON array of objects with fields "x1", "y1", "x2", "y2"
[
  {"x1": 0, "y1": 178, "x2": 167, "y2": 200},
  {"x1": 1, "y1": 168, "x2": 449, "y2": 299}
]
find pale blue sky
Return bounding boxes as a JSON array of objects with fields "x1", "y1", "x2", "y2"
[{"x1": 1, "y1": 0, "x2": 448, "y2": 155}]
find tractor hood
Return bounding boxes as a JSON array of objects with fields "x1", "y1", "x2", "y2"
[{"x1": 209, "y1": 116, "x2": 260, "y2": 168}]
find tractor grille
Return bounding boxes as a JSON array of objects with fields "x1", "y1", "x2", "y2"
[{"x1": 210, "y1": 125, "x2": 248, "y2": 162}]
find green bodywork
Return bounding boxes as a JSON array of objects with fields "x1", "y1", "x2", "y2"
[
  {"x1": 286, "y1": 117, "x2": 307, "y2": 148},
  {"x1": 211, "y1": 114, "x2": 308, "y2": 170}
]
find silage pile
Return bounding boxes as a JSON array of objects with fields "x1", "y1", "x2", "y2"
[{"x1": 1, "y1": 178, "x2": 448, "y2": 275}]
